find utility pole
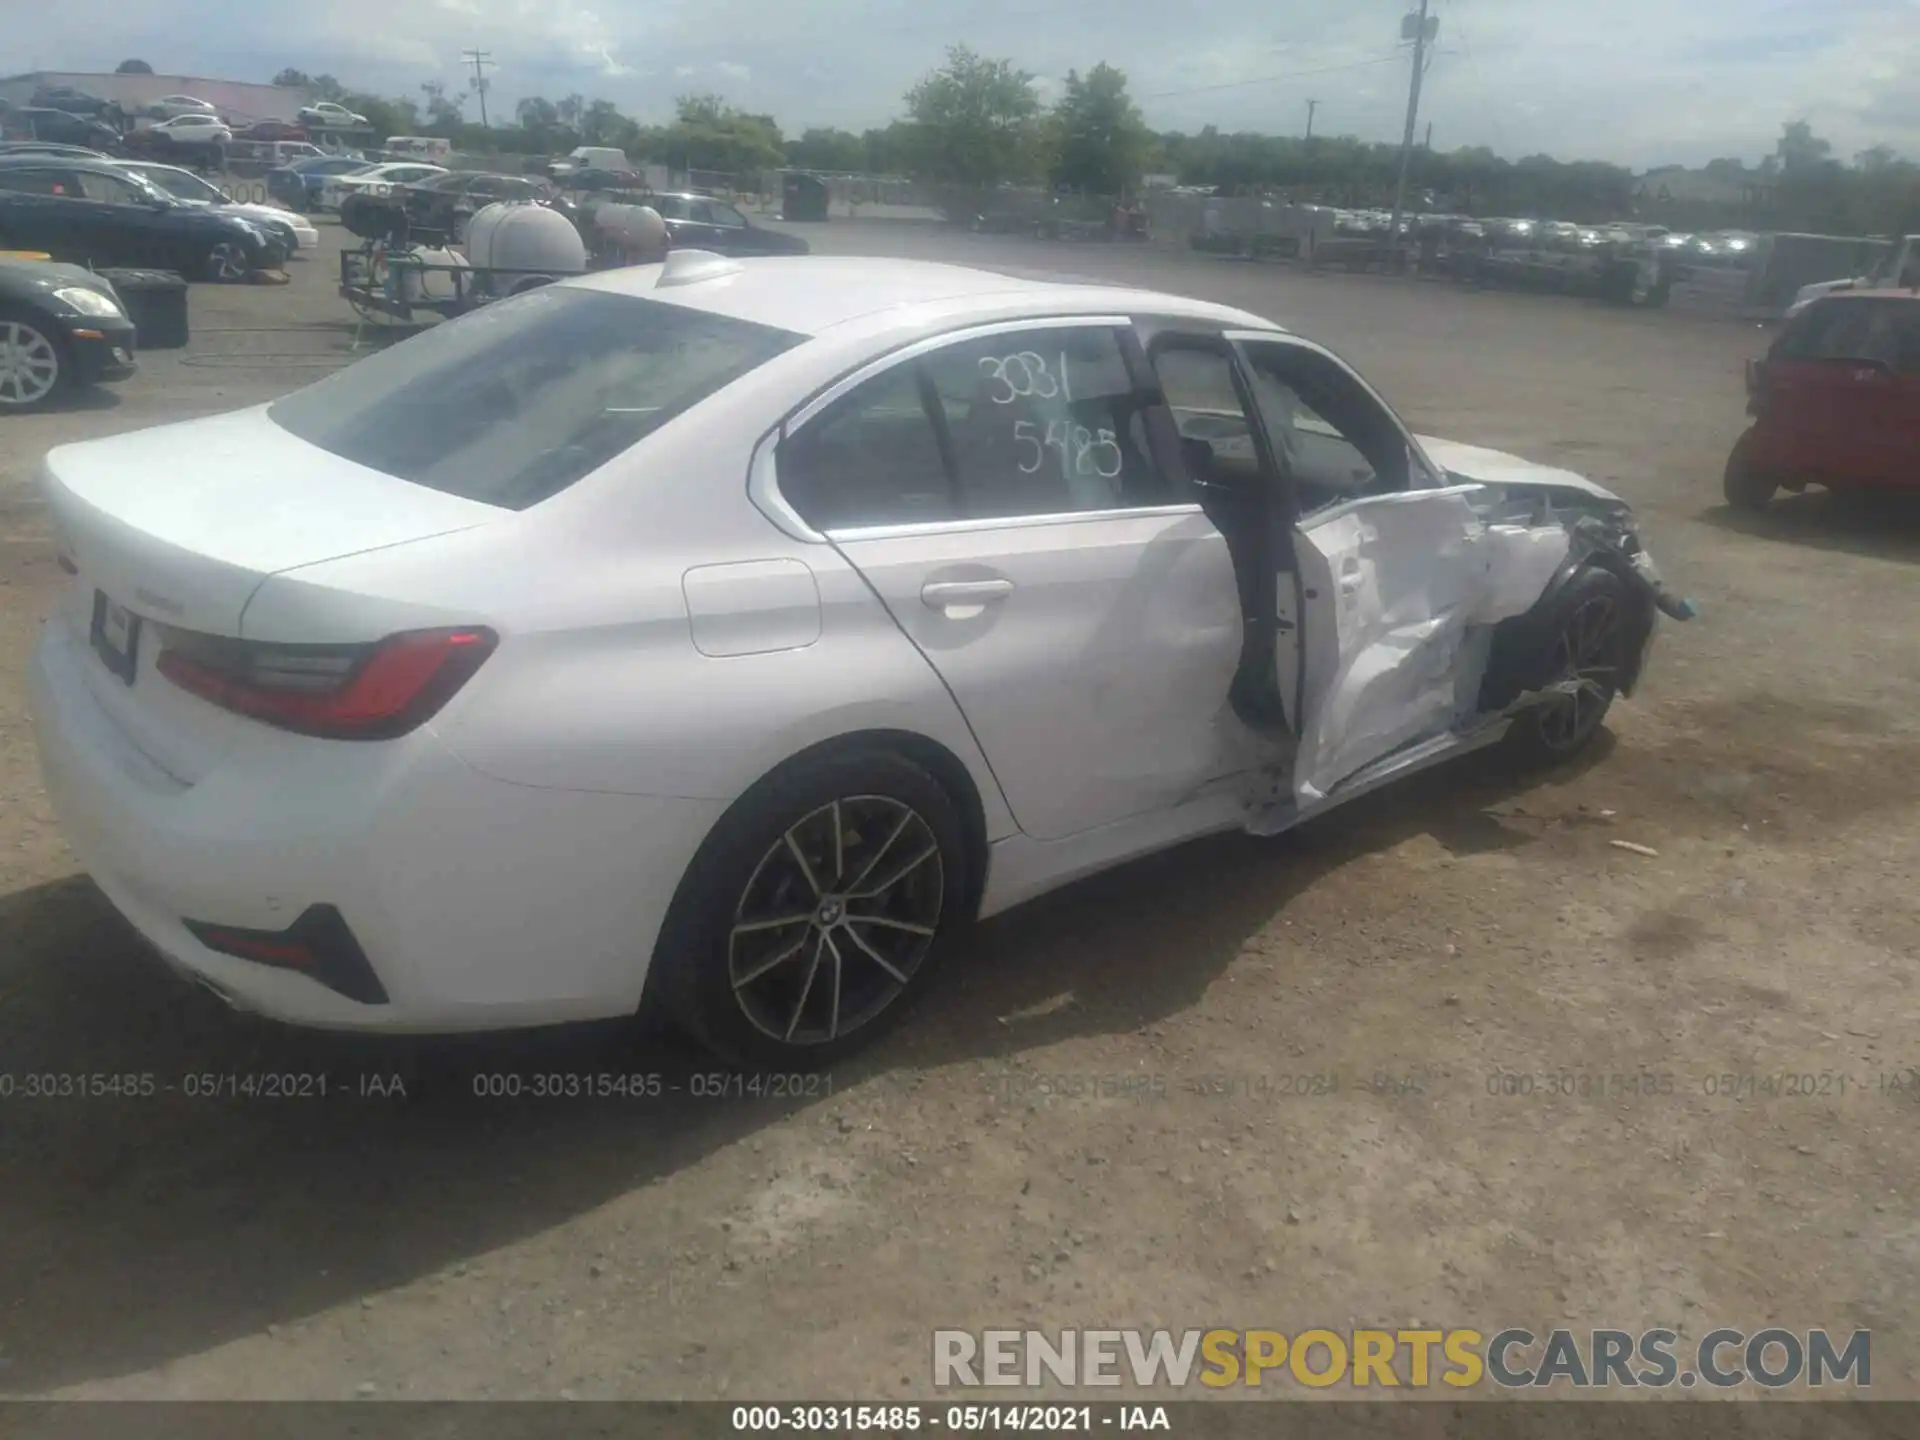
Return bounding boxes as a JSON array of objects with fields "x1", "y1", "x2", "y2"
[
  {"x1": 1424, "y1": 120, "x2": 1433, "y2": 149},
  {"x1": 462, "y1": 48, "x2": 495, "y2": 128},
  {"x1": 1387, "y1": 0, "x2": 1435, "y2": 272},
  {"x1": 1305, "y1": 98, "x2": 1318, "y2": 141}
]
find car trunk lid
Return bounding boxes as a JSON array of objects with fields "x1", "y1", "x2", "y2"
[{"x1": 41, "y1": 404, "x2": 500, "y2": 782}]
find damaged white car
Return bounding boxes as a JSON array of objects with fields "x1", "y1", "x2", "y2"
[{"x1": 28, "y1": 253, "x2": 1692, "y2": 1070}]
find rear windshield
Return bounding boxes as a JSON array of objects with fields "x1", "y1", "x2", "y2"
[
  {"x1": 268, "y1": 287, "x2": 806, "y2": 509},
  {"x1": 1774, "y1": 299, "x2": 1920, "y2": 368}
]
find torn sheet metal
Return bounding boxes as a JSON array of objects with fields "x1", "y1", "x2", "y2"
[{"x1": 1291, "y1": 488, "x2": 1570, "y2": 805}]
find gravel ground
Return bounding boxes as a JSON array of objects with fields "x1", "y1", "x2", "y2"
[{"x1": 2, "y1": 218, "x2": 1919, "y2": 1402}]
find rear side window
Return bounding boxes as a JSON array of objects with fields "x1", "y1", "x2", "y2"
[{"x1": 268, "y1": 288, "x2": 806, "y2": 510}]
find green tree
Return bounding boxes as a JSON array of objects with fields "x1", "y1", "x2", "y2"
[
  {"x1": 788, "y1": 126, "x2": 866, "y2": 171},
  {"x1": 655, "y1": 93, "x2": 784, "y2": 175},
  {"x1": 115, "y1": 59, "x2": 154, "y2": 75},
  {"x1": 1049, "y1": 63, "x2": 1150, "y2": 196},
  {"x1": 1777, "y1": 119, "x2": 1834, "y2": 174},
  {"x1": 420, "y1": 80, "x2": 465, "y2": 133},
  {"x1": 580, "y1": 99, "x2": 632, "y2": 147},
  {"x1": 902, "y1": 45, "x2": 1044, "y2": 188}
]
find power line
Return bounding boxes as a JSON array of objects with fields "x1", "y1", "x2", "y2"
[{"x1": 1143, "y1": 53, "x2": 1405, "y2": 101}]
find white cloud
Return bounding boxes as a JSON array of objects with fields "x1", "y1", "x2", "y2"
[{"x1": 716, "y1": 61, "x2": 751, "y2": 81}]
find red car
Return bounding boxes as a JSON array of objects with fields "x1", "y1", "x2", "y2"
[
  {"x1": 1725, "y1": 289, "x2": 1920, "y2": 510},
  {"x1": 238, "y1": 120, "x2": 308, "y2": 142}
]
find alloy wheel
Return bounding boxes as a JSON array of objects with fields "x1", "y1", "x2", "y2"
[
  {"x1": 728, "y1": 796, "x2": 944, "y2": 1046},
  {"x1": 207, "y1": 241, "x2": 249, "y2": 281},
  {"x1": 1537, "y1": 595, "x2": 1620, "y2": 752},
  {"x1": 0, "y1": 320, "x2": 60, "y2": 407}
]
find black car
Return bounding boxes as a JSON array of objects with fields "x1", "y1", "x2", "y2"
[
  {"x1": 341, "y1": 170, "x2": 552, "y2": 244},
  {"x1": 0, "y1": 157, "x2": 283, "y2": 281},
  {"x1": 644, "y1": 192, "x2": 810, "y2": 256},
  {"x1": 0, "y1": 256, "x2": 137, "y2": 411},
  {"x1": 29, "y1": 86, "x2": 111, "y2": 117},
  {"x1": 3, "y1": 107, "x2": 121, "y2": 151}
]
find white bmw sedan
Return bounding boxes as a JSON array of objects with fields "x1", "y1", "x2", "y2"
[{"x1": 28, "y1": 250, "x2": 1689, "y2": 1068}]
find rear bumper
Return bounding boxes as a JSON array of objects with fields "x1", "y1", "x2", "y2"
[{"x1": 27, "y1": 616, "x2": 725, "y2": 1033}]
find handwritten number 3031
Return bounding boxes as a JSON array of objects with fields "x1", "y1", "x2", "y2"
[{"x1": 978, "y1": 352, "x2": 1070, "y2": 403}]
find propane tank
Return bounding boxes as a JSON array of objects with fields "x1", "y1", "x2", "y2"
[
  {"x1": 464, "y1": 201, "x2": 588, "y2": 279},
  {"x1": 591, "y1": 203, "x2": 670, "y2": 264}
]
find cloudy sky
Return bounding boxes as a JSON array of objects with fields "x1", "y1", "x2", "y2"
[{"x1": 10, "y1": 0, "x2": 1918, "y2": 168}]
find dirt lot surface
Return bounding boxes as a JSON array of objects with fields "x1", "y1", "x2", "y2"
[{"x1": 3, "y1": 220, "x2": 1918, "y2": 1403}]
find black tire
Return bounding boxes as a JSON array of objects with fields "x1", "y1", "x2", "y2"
[
  {"x1": 1722, "y1": 429, "x2": 1776, "y2": 511},
  {"x1": 650, "y1": 748, "x2": 971, "y2": 1071},
  {"x1": 0, "y1": 305, "x2": 73, "y2": 411},
  {"x1": 1500, "y1": 566, "x2": 1633, "y2": 768}
]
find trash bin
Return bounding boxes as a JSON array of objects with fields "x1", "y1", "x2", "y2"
[
  {"x1": 781, "y1": 172, "x2": 830, "y2": 223},
  {"x1": 95, "y1": 268, "x2": 190, "y2": 350}
]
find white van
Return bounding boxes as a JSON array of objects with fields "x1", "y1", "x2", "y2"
[
  {"x1": 385, "y1": 136, "x2": 453, "y2": 160},
  {"x1": 552, "y1": 146, "x2": 628, "y2": 176}
]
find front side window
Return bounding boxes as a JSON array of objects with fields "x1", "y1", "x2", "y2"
[
  {"x1": 268, "y1": 288, "x2": 806, "y2": 510},
  {"x1": 711, "y1": 203, "x2": 748, "y2": 228},
  {"x1": 1238, "y1": 341, "x2": 1413, "y2": 511},
  {"x1": 137, "y1": 167, "x2": 221, "y2": 203}
]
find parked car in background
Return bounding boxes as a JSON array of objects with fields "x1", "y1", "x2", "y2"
[
  {"x1": 1786, "y1": 235, "x2": 1920, "y2": 319},
  {"x1": 117, "y1": 160, "x2": 318, "y2": 253},
  {"x1": 0, "y1": 156, "x2": 284, "y2": 281},
  {"x1": 4, "y1": 108, "x2": 122, "y2": 151},
  {"x1": 1725, "y1": 290, "x2": 1920, "y2": 510},
  {"x1": 368, "y1": 170, "x2": 550, "y2": 242},
  {"x1": 0, "y1": 255, "x2": 136, "y2": 411},
  {"x1": 266, "y1": 155, "x2": 373, "y2": 211},
  {"x1": 647, "y1": 192, "x2": 811, "y2": 255},
  {"x1": 0, "y1": 142, "x2": 110, "y2": 161},
  {"x1": 297, "y1": 101, "x2": 370, "y2": 130},
  {"x1": 384, "y1": 136, "x2": 453, "y2": 161},
  {"x1": 144, "y1": 114, "x2": 232, "y2": 147},
  {"x1": 237, "y1": 120, "x2": 309, "y2": 143},
  {"x1": 28, "y1": 86, "x2": 111, "y2": 117},
  {"x1": 147, "y1": 96, "x2": 219, "y2": 120},
  {"x1": 317, "y1": 161, "x2": 447, "y2": 211},
  {"x1": 545, "y1": 145, "x2": 628, "y2": 179}
]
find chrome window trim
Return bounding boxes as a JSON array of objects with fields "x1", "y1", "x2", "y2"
[
  {"x1": 824, "y1": 502, "x2": 1207, "y2": 545},
  {"x1": 747, "y1": 426, "x2": 827, "y2": 544},
  {"x1": 1220, "y1": 328, "x2": 1447, "y2": 489},
  {"x1": 783, "y1": 314, "x2": 1134, "y2": 434}
]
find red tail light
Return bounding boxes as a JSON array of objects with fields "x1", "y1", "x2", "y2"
[{"x1": 157, "y1": 627, "x2": 497, "y2": 740}]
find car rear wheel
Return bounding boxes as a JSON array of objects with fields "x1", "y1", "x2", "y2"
[
  {"x1": 1501, "y1": 567, "x2": 1632, "y2": 767},
  {"x1": 0, "y1": 310, "x2": 69, "y2": 411},
  {"x1": 1722, "y1": 429, "x2": 1777, "y2": 511},
  {"x1": 652, "y1": 749, "x2": 970, "y2": 1071}
]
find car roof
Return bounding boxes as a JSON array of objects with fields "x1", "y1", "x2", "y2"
[
  {"x1": 0, "y1": 155, "x2": 127, "y2": 173},
  {"x1": 566, "y1": 255, "x2": 1284, "y2": 339}
]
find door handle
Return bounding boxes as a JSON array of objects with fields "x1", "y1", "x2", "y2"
[{"x1": 921, "y1": 579, "x2": 1014, "y2": 613}]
